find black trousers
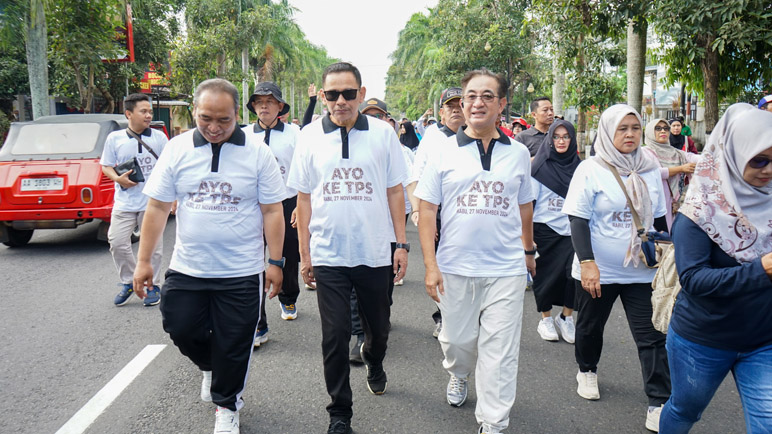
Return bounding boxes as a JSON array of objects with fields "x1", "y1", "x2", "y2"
[
  {"x1": 351, "y1": 243, "x2": 397, "y2": 337},
  {"x1": 574, "y1": 280, "x2": 671, "y2": 406},
  {"x1": 315, "y1": 265, "x2": 392, "y2": 419},
  {"x1": 532, "y1": 223, "x2": 575, "y2": 312},
  {"x1": 258, "y1": 195, "x2": 300, "y2": 331},
  {"x1": 160, "y1": 272, "x2": 263, "y2": 411}
]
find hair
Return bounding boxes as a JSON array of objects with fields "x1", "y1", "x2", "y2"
[
  {"x1": 193, "y1": 78, "x2": 239, "y2": 112},
  {"x1": 124, "y1": 93, "x2": 150, "y2": 112},
  {"x1": 530, "y1": 96, "x2": 551, "y2": 113},
  {"x1": 322, "y1": 62, "x2": 362, "y2": 88},
  {"x1": 762, "y1": 102, "x2": 771, "y2": 110},
  {"x1": 460, "y1": 68, "x2": 508, "y2": 98}
]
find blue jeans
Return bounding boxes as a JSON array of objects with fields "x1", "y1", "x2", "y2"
[{"x1": 660, "y1": 327, "x2": 772, "y2": 433}]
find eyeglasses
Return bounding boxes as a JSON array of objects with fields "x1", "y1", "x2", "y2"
[
  {"x1": 365, "y1": 112, "x2": 385, "y2": 120},
  {"x1": 463, "y1": 94, "x2": 498, "y2": 104},
  {"x1": 748, "y1": 156, "x2": 772, "y2": 169},
  {"x1": 323, "y1": 89, "x2": 358, "y2": 101},
  {"x1": 552, "y1": 135, "x2": 571, "y2": 142},
  {"x1": 654, "y1": 126, "x2": 670, "y2": 132}
]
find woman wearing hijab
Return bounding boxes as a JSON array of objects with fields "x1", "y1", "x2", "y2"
[
  {"x1": 563, "y1": 104, "x2": 670, "y2": 432},
  {"x1": 659, "y1": 105, "x2": 772, "y2": 433},
  {"x1": 641, "y1": 118, "x2": 700, "y2": 230},
  {"x1": 399, "y1": 121, "x2": 420, "y2": 151},
  {"x1": 668, "y1": 119, "x2": 697, "y2": 154},
  {"x1": 530, "y1": 119, "x2": 581, "y2": 343}
]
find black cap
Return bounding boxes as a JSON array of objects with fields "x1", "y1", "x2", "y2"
[
  {"x1": 440, "y1": 87, "x2": 462, "y2": 106},
  {"x1": 247, "y1": 82, "x2": 290, "y2": 116},
  {"x1": 359, "y1": 98, "x2": 388, "y2": 115}
]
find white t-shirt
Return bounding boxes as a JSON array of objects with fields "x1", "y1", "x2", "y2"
[
  {"x1": 531, "y1": 178, "x2": 570, "y2": 236},
  {"x1": 414, "y1": 128, "x2": 534, "y2": 277},
  {"x1": 100, "y1": 128, "x2": 168, "y2": 212},
  {"x1": 410, "y1": 126, "x2": 455, "y2": 184},
  {"x1": 242, "y1": 121, "x2": 297, "y2": 199},
  {"x1": 287, "y1": 114, "x2": 409, "y2": 267},
  {"x1": 143, "y1": 128, "x2": 286, "y2": 278},
  {"x1": 401, "y1": 145, "x2": 414, "y2": 214},
  {"x1": 562, "y1": 158, "x2": 667, "y2": 284}
]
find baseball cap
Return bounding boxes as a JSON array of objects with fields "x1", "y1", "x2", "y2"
[
  {"x1": 440, "y1": 87, "x2": 462, "y2": 106},
  {"x1": 359, "y1": 98, "x2": 388, "y2": 115},
  {"x1": 758, "y1": 95, "x2": 772, "y2": 109},
  {"x1": 247, "y1": 82, "x2": 290, "y2": 115}
]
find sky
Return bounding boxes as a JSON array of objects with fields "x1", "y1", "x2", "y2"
[{"x1": 288, "y1": 0, "x2": 438, "y2": 100}]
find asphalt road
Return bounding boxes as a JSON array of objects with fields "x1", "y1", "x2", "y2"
[{"x1": 0, "y1": 221, "x2": 745, "y2": 434}]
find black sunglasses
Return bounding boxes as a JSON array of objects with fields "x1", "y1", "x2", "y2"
[
  {"x1": 324, "y1": 89, "x2": 358, "y2": 101},
  {"x1": 748, "y1": 156, "x2": 772, "y2": 169}
]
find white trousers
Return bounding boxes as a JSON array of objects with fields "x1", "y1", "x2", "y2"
[
  {"x1": 438, "y1": 273, "x2": 527, "y2": 431},
  {"x1": 107, "y1": 210, "x2": 163, "y2": 284}
]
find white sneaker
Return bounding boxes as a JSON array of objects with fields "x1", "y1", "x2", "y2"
[
  {"x1": 394, "y1": 278, "x2": 404, "y2": 286},
  {"x1": 646, "y1": 405, "x2": 663, "y2": 432},
  {"x1": 576, "y1": 370, "x2": 600, "y2": 400},
  {"x1": 214, "y1": 406, "x2": 239, "y2": 434},
  {"x1": 555, "y1": 315, "x2": 576, "y2": 344},
  {"x1": 478, "y1": 423, "x2": 503, "y2": 434},
  {"x1": 446, "y1": 374, "x2": 468, "y2": 407},
  {"x1": 201, "y1": 370, "x2": 212, "y2": 402},
  {"x1": 537, "y1": 317, "x2": 559, "y2": 341}
]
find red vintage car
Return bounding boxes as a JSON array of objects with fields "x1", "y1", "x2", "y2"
[{"x1": 0, "y1": 114, "x2": 168, "y2": 247}]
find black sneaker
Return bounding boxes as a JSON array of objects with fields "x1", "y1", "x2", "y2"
[
  {"x1": 327, "y1": 418, "x2": 353, "y2": 434},
  {"x1": 349, "y1": 334, "x2": 364, "y2": 364},
  {"x1": 361, "y1": 342, "x2": 387, "y2": 395}
]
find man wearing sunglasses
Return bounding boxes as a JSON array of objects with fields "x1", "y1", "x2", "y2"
[{"x1": 288, "y1": 62, "x2": 409, "y2": 434}]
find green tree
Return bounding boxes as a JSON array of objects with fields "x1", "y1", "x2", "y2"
[{"x1": 652, "y1": 0, "x2": 772, "y2": 132}]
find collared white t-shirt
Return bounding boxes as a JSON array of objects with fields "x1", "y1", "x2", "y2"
[
  {"x1": 415, "y1": 127, "x2": 534, "y2": 277},
  {"x1": 287, "y1": 114, "x2": 409, "y2": 268},
  {"x1": 562, "y1": 158, "x2": 667, "y2": 284},
  {"x1": 531, "y1": 178, "x2": 570, "y2": 236},
  {"x1": 410, "y1": 125, "x2": 456, "y2": 184},
  {"x1": 100, "y1": 128, "x2": 168, "y2": 212},
  {"x1": 242, "y1": 120, "x2": 298, "y2": 199},
  {"x1": 143, "y1": 128, "x2": 286, "y2": 278}
]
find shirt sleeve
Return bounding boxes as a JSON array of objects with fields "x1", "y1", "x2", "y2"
[
  {"x1": 142, "y1": 141, "x2": 177, "y2": 203},
  {"x1": 257, "y1": 143, "x2": 288, "y2": 204},
  {"x1": 562, "y1": 161, "x2": 593, "y2": 219},
  {"x1": 413, "y1": 157, "x2": 442, "y2": 206},
  {"x1": 100, "y1": 134, "x2": 118, "y2": 167},
  {"x1": 386, "y1": 130, "x2": 409, "y2": 188},
  {"x1": 287, "y1": 134, "x2": 311, "y2": 194}
]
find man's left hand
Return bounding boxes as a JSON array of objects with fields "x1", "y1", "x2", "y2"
[
  {"x1": 393, "y1": 248, "x2": 408, "y2": 283},
  {"x1": 265, "y1": 264, "x2": 283, "y2": 299}
]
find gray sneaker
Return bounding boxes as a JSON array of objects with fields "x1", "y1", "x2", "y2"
[{"x1": 446, "y1": 374, "x2": 468, "y2": 407}]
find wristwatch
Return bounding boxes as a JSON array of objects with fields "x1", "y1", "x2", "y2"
[
  {"x1": 395, "y1": 242, "x2": 410, "y2": 252},
  {"x1": 268, "y1": 257, "x2": 286, "y2": 268},
  {"x1": 524, "y1": 247, "x2": 537, "y2": 256}
]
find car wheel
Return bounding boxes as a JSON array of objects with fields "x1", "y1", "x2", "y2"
[
  {"x1": 130, "y1": 225, "x2": 140, "y2": 243},
  {"x1": 3, "y1": 228, "x2": 34, "y2": 247}
]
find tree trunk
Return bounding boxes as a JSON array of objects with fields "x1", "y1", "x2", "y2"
[
  {"x1": 576, "y1": 34, "x2": 587, "y2": 148},
  {"x1": 242, "y1": 48, "x2": 249, "y2": 124},
  {"x1": 552, "y1": 55, "x2": 565, "y2": 116},
  {"x1": 700, "y1": 35, "x2": 719, "y2": 133},
  {"x1": 217, "y1": 53, "x2": 227, "y2": 77},
  {"x1": 84, "y1": 66, "x2": 95, "y2": 113},
  {"x1": 626, "y1": 19, "x2": 647, "y2": 114},
  {"x1": 25, "y1": 0, "x2": 49, "y2": 119},
  {"x1": 96, "y1": 83, "x2": 115, "y2": 114}
]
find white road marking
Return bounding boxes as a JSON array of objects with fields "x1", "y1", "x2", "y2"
[{"x1": 55, "y1": 344, "x2": 167, "y2": 434}]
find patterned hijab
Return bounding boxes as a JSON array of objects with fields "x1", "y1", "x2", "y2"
[
  {"x1": 680, "y1": 104, "x2": 772, "y2": 262},
  {"x1": 593, "y1": 104, "x2": 660, "y2": 267},
  {"x1": 643, "y1": 118, "x2": 690, "y2": 200}
]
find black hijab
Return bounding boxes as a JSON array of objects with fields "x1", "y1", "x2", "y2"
[
  {"x1": 668, "y1": 119, "x2": 685, "y2": 150},
  {"x1": 400, "y1": 121, "x2": 420, "y2": 150},
  {"x1": 531, "y1": 119, "x2": 581, "y2": 198}
]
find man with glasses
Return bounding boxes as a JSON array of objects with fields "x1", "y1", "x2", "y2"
[
  {"x1": 518, "y1": 96, "x2": 555, "y2": 157},
  {"x1": 242, "y1": 82, "x2": 300, "y2": 347},
  {"x1": 415, "y1": 69, "x2": 535, "y2": 434},
  {"x1": 288, "y1": 62, "x2": 409, "y2": 434}
]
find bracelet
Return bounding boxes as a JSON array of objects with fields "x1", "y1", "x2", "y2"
[{"x1": 580, "y1": 259, "x2": 595, "y2": 264}]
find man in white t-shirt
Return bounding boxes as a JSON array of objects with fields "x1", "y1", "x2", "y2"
[
  {"x1": 414, "y1": 69, "x2": 536, "y2": 434},
  {"x1": 287, "y1": 62, "x2": 409, "y2": 434},
  {"x1": 243, "y1": 81, "x2": 300, "y2": 346},
  {"x1": 132, "y1": 79, "x2": 286, "y2": 434},
  {"x1": 100, "y1": 93, "x2": 168, "y2": 307}
]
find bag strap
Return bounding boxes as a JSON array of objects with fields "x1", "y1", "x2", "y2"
[
  {"x1": 127, "y1": 128, "x2": 159, "y2": 160},
  {"x1": 601, "y1": 159, "x2": 648, "y2": 242}
]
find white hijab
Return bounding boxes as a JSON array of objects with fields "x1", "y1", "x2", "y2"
[
  {"x1": 593, "y1": 104, "x2": 660, "y2": 267},
  {"x1": 680, "y1": 104, "x2": 772, "y2": 262}
]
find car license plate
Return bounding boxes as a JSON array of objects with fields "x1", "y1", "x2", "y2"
[{"x1": 20, "y1": 177, "x2": 64, "y2": 191}]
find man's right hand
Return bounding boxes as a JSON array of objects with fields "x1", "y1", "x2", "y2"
[
  {"x1": 308, "y1": 83, "x2": 316, "y2": 98},
  {"x1": 300, "y1": 255, "x2": 316, "y2": 289},
  {"x1": 132, "y1": 261, "x2": 154, "y2": 299},
  {"x1": 424, "y1": 265, "x2": 444, "y2": 303},
  {"x1": 116, "y1": 170, "x2": 138, "y2": 189}
]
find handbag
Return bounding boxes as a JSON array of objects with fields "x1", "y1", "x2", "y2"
[
  {"x1": 651, "y1": 242, "x2": 681, "y2": 334},
  {"x1": 602, "y1": 160, "x2": 670, "y2": 268},
  {"x1": 115, "y1": 157, "x2": 145, "y2": 183}
]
